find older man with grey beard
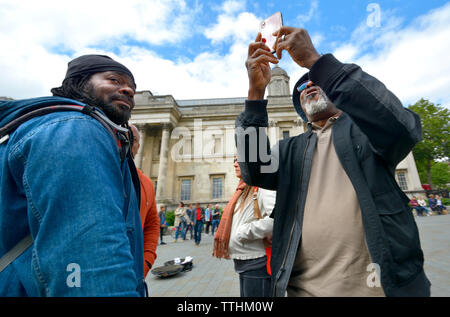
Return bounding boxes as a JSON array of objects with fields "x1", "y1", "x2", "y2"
[{"x1": 236, "y1": 25, "x2": 430, "y2": 297}]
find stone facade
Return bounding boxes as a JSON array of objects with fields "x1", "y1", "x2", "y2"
[{"x1": 130, "y1": 67, "x2": 424, "y2": 210}]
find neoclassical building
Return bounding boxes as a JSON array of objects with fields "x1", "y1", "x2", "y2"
[{"x1": 130, "y1": 67, "x2": 423, "y2": 209}]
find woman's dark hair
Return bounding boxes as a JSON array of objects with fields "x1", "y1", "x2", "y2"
[
  {"x1": 50, "y1": 74, "x2": 92, "y2": 104},
  {"x1": 179, "y1": 202, "x2": 185, "y2": 207}
]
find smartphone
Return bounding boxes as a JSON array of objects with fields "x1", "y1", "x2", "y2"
[{"x1": 259, "y1": 12, "x2": 283, "y2": 53}]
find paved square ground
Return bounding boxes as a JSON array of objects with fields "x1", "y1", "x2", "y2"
[{"x1": 146, "y1": 214, "x2": 450, "y2": 297}]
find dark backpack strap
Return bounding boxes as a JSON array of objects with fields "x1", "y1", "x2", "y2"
[{"x1": 0, "y1": 235, "x2": 33, "y2": 273}]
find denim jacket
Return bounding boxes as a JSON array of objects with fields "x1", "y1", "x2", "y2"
[{"x1": 0, "y1": 97, "x2": 145, "y2": 296}]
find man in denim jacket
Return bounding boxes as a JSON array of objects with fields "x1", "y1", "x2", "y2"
[{"x1": 0, "y1": 55, "x2": 145, "y2": 296}]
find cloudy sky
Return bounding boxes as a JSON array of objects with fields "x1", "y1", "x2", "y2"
[{"x1": 1, "y1": 0, "x2": 449, "y2": 108}]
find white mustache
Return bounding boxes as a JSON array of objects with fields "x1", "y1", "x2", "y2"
[{"x1": 304, "y1": 91, "x2": 328, "y2": 116}]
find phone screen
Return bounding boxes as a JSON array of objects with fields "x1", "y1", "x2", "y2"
[{"x1": 259, "y1": 12, "x2": 283, "y2": 52}]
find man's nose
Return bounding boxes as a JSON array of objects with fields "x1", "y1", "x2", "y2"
[{"x1": 119, "y1": 85, "x2": 135, "y2": 99}]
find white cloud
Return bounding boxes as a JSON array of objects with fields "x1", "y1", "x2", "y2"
[
  {"x1": 121, "y1": 41, "x2": 251, "y2": 99},
  {"x1": 295, "y1": 0, "x2": 319, "y2": 26},
  {"x1": 1, "y1": 0, "x2": 449, "y2": 109},
  {"x1": 336, "y1": 3, "x2": 450, "y2": 107},
  {"x1": 221, "y1": 0, "x2": 246, "y2": 15},
  {"x1": 204, "y1": 1, "x2": 260, "y2": 44},
  {"x1": 333, "y1": 44, "x2": 359, "y2": 62},
  {"x1": 0, "y1": 0, "x2": 200, "y2": 98}
]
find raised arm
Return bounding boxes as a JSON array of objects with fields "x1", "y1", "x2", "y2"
[
  {"x1": 235, "y1": 33, "x2": 280, "y2": 190},
  {"x1": 273, "y1": 26, "x2": 421, "y2": 166}
]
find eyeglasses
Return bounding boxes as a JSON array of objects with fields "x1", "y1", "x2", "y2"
[{"x1": 297, "y1": 81, "x2": 311, "y2": 93}]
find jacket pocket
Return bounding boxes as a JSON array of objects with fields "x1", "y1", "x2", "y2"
[
  {"x1": 373, "y1": 191, "x2": 406, "y2": 215},
  {"x1": 374, "y1": 192, "x2": 423, "y2": 285}
]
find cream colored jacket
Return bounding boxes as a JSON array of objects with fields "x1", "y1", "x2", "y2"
[
  {"x1": 174, "y1": 207, "x2": 187, "y2": 227},
  {"x1": 228, "y1": 188, "x2": 276, "y2": 260}
]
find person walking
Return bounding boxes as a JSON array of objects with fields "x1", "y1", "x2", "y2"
[
  {"x1": 184, "y1": 203, "x2": 194, "y2": 240},
  {"x1": 158, "y1": 205, "x2": 168, "y2": 245},
  {"x1": 174, "y1": 202, "x2": 187, "y2": 242},
  {"x1": 205, "y1": 204, "x2": 212, "y2": 235},
  {"x1": 211, "y1": 204, "x2": 221, "y2": 236},
  {"x1": 193, "y1": 203, "x2": 205, "y2": 245}
]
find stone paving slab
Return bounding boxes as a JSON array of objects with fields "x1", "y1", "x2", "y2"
[
  {"x1": 146, "y1": 214, "x2": 450, "y2": 297},
  {"x1": 414, "y1": 214, "x2": 450, "y2": 297}
]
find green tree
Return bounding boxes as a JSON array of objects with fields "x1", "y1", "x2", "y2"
[
  {"x1": 430, "y1": 162, "x2": 450, "y2": 189},
  {"x1": 408, "y1": 99, "x2": 450, "y2": 188}
]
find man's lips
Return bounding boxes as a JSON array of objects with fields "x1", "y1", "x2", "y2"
[{"x1": 114, "y1": 99, "x2": 133, "y2": 110}]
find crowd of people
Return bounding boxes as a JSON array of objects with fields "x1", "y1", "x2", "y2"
[
  {"x1": 158, "y1": 202, "x2": 223, "y2": 245},
  {"x1": 410, "y1": 194, "x2": 448, "y2": 216},
  {"x1": 1, "y1": 21, "x2": 445, "y2": 298}
]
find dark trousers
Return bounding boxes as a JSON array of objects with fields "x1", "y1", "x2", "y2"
[
  {"x1": 184, "y1": 223, "x2": 193, "y2": 239},
  {"x1": 211, "y1": 219, "x2": 220, "y2": 235},
  {"x1": 238, "y1": 266, "x2": 271, "y2": 297},
  {"x1": 205, "y1": 221, "x2": 211, "y2": 234},
  {"x1": 194, "y1": 221, "x2": 203, "y2": 244},
  {"x1": 160, "y1": 226, "x2": 165, "y2": 243}
]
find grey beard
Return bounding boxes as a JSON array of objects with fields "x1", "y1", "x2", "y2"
[{"x1": 304, "y1": 91, "x2": 329, "y2": 116}]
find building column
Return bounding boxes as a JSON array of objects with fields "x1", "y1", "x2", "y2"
[
  {"x1": 156, "y1": 123, "x2": 171, "y2": 202},
  {"x1": 268, "y1": 120, "x2": 279, "y2": 145},
  {"x1": 134, "y1": 123, "x2": 146, "y2": 169}
]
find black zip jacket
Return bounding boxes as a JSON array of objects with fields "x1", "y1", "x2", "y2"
[{"x1": 235, "y1": 54, "x2": 431, "y2": 297}]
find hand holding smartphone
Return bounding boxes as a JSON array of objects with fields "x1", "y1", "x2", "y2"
[{"x1": 259, "y1": 12, "x2": 283, "y2": 53}]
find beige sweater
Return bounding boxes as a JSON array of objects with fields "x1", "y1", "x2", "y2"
[
  {"x1": 228, "y1": 188, "x2": 276, "y2": 260},
  {"x1": 288, "y1": 117, "x2": 385, "y2": 297}
]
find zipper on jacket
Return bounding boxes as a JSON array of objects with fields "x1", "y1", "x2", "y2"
[{"x1": 273, "y1": 135, "x2": 311, "y2": 296}]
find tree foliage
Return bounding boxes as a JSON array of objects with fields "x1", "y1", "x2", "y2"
[
  {"x1": 408, "y1": 99, "x2": 450, "y2": 188},
  {"x1": 430, "y1": 162, "x2": 450, "y2": 189}
]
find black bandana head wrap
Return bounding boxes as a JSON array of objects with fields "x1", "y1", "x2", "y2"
[{"x1": 64, "y1": 54, "x2": 136, "y2": 88}]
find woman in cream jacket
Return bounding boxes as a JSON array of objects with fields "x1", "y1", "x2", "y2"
[{"x1": 228, "y1": 158, "x2": 276, "y2": 297}]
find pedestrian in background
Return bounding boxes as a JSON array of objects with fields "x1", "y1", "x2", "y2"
[
  {"x1": 159, "y1": 205, "x2": 168, "y2": 245},
  {"x1": 211, "y1": 204, "x2": 221, "y2": 236},
  {"x1": 174, "y1": 202, "x2": 187, "y2": 242},
  {"x1": 193, "y1": 203, "x2": 205, "y2": 246},
  {"x1": 205, "y1": 204, "x2": 212, "y2": 234},
  {"x1": 184, "y1": 203, "x2": 194, "y2": 240}
]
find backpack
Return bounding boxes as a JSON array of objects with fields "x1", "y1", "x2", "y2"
[{"x1": 0, "y1": 102, "x2": 140, "y2": 273}]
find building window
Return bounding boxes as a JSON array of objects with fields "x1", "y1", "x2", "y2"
[
  {"x1": 212, "y1": 176, "x2": 223, "y2": 199},
  {"x1": 282, "y1": 130, "x2": 290, "y2": 140},
  {"x1": 397, "y1": 172, "x2": 408, "y2": 191},
  {"x1": 152, "y1": 179, "x2": 158, "y2": 195},
  {"x1": 180, "y1": 178, "x2": 192, "y2": 201},
  {"x1": 214, "y1": 136, "x2": 223, "y2": 155}
]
